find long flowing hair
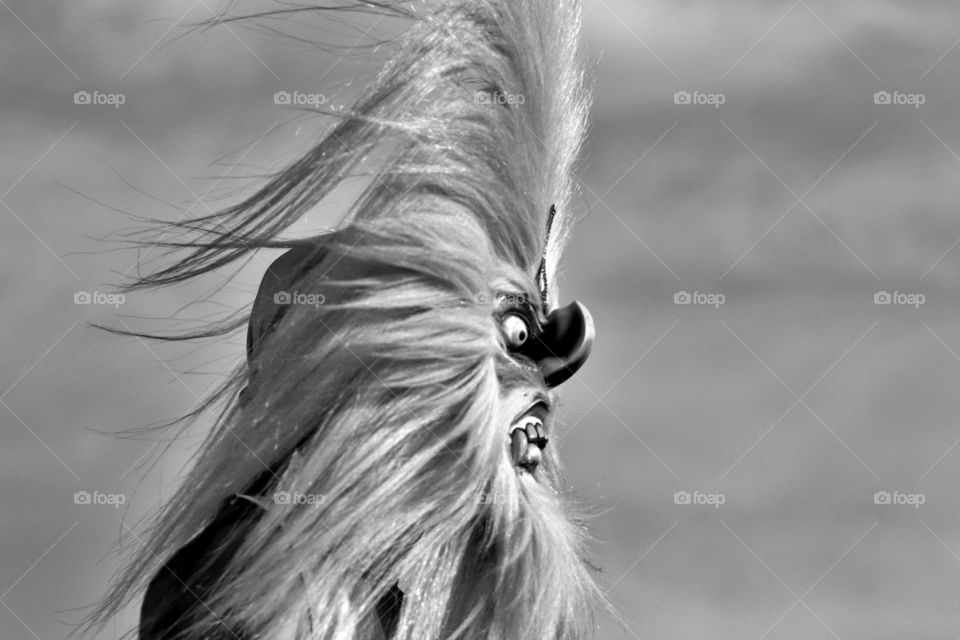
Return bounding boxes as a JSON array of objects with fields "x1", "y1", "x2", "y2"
[{"x1": 84, "y1": 1, "x2": 604, "y2": 638}]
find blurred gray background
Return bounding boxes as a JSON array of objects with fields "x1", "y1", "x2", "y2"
[{"x1": 4, "y1": 1, "x2": 960, "y2": 638}]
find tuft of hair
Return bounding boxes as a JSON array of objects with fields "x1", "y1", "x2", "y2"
[{"x1": 83, "y1": 1, "x2": 604, "y2": 639}]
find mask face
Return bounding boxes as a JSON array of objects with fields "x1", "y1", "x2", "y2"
[{"x1": 494, "y1": 293, "x2": 594, "y2": 388}]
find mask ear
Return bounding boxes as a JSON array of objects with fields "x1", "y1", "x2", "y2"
[
  {"x1": 534, "y1": 301, "x2": 594, "y2": 387},
  {"x1": 246, "y1": 244, "x2": 328, "y2": 363},
  {"x1": 240, "y1": 243, "x2": 330, "y2": 406}
]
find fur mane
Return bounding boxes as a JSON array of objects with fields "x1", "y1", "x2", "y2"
[{"x1": 83, "y1": 1, "x2": 603, "y2": 639}]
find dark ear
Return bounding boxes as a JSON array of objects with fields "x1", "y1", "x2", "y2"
[{"x1": 246, "y1": 243, "x2": 330, "y2": 364}]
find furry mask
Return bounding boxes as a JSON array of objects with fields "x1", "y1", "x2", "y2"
[{"x1": 85, "y1": 1, "x2": 605, "y2": 639}]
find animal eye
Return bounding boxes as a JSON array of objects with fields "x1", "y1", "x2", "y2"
[{"x1": 501, "y1": 313, "x2": 529, "y2": 348}]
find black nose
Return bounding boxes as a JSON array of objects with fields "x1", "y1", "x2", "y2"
[{"x1": 530, "y1": 301, "x2": 594, "y2": 387}]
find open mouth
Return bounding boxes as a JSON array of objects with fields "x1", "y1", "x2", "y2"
[{"x1": 510, "y1": 403, "x2": 549, "y2": 474}]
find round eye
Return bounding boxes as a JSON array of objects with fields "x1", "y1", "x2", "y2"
[{"x1": 501, "y1": 313, "x2": 529, "y2": 348}]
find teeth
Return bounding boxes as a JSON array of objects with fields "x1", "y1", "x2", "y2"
[
  {"x1": 510, "y1": 416, "x2": 547, "y2": 472},
  {"x1": 519, "y1": 442, "x2": 542, "y2": 470},
  {"x1": 511, "y1": 428, "x2": 528, "y2": 457},
  {"x1": 524, "y1": 419, "x2": 547, "y2": 449}
]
